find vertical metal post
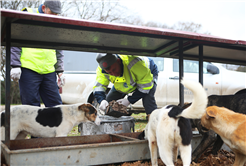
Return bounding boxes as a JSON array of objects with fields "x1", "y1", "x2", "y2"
[
  {"x1": 5, "y1": 18, "x2": 11, "y2": 147},
  {"x1": 199, "y1": 45, "x2": 203, "y2": 85},
  {"x1": 179, "y1": 40, "x2": 184, "y2": 106}
]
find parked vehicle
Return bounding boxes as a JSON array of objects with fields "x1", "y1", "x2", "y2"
[{"x1": 60, "y1": 53, "x2": 246, "y2": 113}]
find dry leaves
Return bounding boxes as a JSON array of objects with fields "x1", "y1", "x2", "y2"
[{"x1": 108, "y1": 148, "x2": 246, "y2": 166}]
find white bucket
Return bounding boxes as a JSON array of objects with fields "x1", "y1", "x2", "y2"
[{"x1": 80, "y1": 115, "x2": 135, "y2": 135}]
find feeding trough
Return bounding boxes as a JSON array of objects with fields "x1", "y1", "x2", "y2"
[
  {"x1": 1, "y1": 132, "x2": 202, "y2": 166},
  {"x1": 1, "y1": 133, "x2": 148, "y2": 166}
]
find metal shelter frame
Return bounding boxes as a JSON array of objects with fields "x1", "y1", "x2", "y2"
[{"x1": 1, "y1": 9, "x2": 246, "y2": 145}]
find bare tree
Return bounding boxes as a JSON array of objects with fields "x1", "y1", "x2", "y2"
[
  {"x1": 123, "y1": 17, "x2": 210, "y2": 35},
  {"x1": 0, "y1": 0, "x2": 42, "y2": 11},
  {"x1": 170, "y1": 22, "x2": 211, "y2": 34},
  {"x1": 62, "y1": 0, "x2": 132, "y2": 23},
  {"x1": 1, "y1": 47, "x2": 21, "y2": 104},
  {"x1": 171, "y1": 22, "x2": 201, "y2": 32},
  {"x1": 141, "y1": 21, "x2": 210, "y2": 34}
]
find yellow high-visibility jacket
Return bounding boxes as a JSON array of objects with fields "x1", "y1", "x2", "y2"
[
  {"x1": 93, "y1": 55, "x2": 154, "y2": 103},
  {"x1": 19, "y1": 7, "x2": 58, "y2": 74}
]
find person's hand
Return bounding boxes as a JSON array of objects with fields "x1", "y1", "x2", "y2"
[
  {"x1": 116, "y1": 98, "x2": 130, "y2": 107},
  {"x1": 57, "y1": 73, "x2": 65, "y2": 87},
  {"x1": 59, "y1": 75, "x2": 65, "y2": 87},
  {"x1": 10, "y1": 67, "x2": 21, "y2": 82},
  {"x1": 99, "y1": 100, "x2": 109, "y2": 111}
]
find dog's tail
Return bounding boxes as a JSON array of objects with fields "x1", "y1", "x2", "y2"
[
  {"x1": 169, "y1": 79, "x2": 207, "y2": 119},
  {"x1": 1, "y1": 112, "x2": 5, "y2": 127}
]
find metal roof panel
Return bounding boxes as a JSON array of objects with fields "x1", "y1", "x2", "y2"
[{"x1": 1, "y1": 9, "x2": 246, "y2": 65}]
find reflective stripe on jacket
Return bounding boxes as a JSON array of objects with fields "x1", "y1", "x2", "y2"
[
  {"x1": 93, "y1": 55, "x2": 154, "y2": 94},
  {"x1": 20, "y1": 7, "x2": 57, "y2": 74}
]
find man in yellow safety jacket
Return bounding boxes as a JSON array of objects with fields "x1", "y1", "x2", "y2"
[
  {"x1": 10, "y1": 0, "x2": 65, "y2": 107},
  {"x1": 93, "y1": 53, "x2": 158, "y2": 115}
]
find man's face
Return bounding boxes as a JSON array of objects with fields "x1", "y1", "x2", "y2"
[
  {"x1": 104, "y1": 59, "x2": 121, "y2": 76},
  {"x1": 42, "y1": 5, "x2": 58, "y2": 15}
]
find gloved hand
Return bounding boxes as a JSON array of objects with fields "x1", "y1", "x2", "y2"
[
  {"x1": 57, "y1": 73, "x2": 65, "y2": 87},
  {"x1": 116, "y1": 98, "x2": 130, "y2": 107},
  {"x1": 58, "y1": 75, "x2": 65, "y2": 87},
  {"x1": 99, "y1": 100, "x2": 109, "y2": 112},
  {"x1": 10, "y1": 67, "x2": 21, "y2": 81}
]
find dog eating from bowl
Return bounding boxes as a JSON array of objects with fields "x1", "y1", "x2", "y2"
[{"x1": 1, "y1": 103, "x2": 101, "y2": 140}]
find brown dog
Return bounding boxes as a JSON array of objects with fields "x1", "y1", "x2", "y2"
[
  {"x1": 191, "y1": 92, "x2": 246, "y2": 161},
  {"x1": 201, "y1": 106, "x2": 246, "y2": 166}
]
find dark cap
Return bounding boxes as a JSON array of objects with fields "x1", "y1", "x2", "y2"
[
  {"x1": 96, "y1": 53, "x2": 118, "y2": 70},
  {"x1": 44, "y1": 0, "x2": 61, "y2": 14}
]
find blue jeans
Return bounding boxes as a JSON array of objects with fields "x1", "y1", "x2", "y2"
[{"x1": 19, "y1": 68, "x2": 62, "y2": 107}]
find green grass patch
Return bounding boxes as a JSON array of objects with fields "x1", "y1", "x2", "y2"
[
  {"x1": 68, "y1": 125, "x2": 80, "y2": 136},
  {"x1": 131, "y1": 113, "x2": 147, "y2": 132}
]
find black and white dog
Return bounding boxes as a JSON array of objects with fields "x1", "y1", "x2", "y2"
[
  {"x1": 1, "y1": 103, "x2": 101, "y2": 140},
  {"x1": 138, "y1": 80, "x2": 207, "y2": 166}
]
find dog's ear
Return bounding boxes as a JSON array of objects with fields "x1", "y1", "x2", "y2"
[
  {"x1": 78, "y1": 104, "x2": 91, "y2": 112},
  {"x1": 179, "y1": 102, "x2": 192, "y2": 109},
  {"x1": 206, "y1": 108, "x2": 216, "y2": 119}
]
